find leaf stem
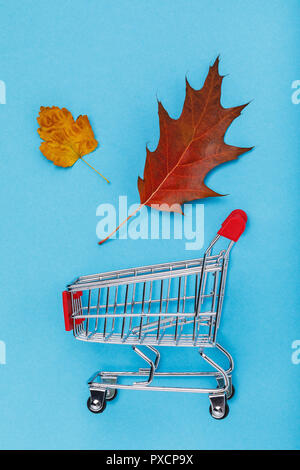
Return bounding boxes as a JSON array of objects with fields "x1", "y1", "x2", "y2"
[
  {"x1": 80, "y1": 157, "x2": 110, "y2": 183},
  {"x1": 98, "y1": 203, "x2": 144, "y2": 245}
]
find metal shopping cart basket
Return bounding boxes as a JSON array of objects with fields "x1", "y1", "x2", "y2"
[{"x1": 63, "y1": 210, "x2": 247, "y2": 419}]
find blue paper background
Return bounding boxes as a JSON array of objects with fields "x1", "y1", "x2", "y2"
[{"x1": 0, "y1": 0, "x2": 299, "y2": 450}]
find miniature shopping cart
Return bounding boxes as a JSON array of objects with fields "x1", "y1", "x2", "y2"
[{"x1": 63, "y1": 210, "x2": 247, "y2": 419}]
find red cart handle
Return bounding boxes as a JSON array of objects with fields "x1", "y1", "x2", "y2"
[
  {"x1": 62, "y1": 291, "x2": 84, "y2": 331},
  {"x1": 218, "y1": 210, "x2": 247, "y2": 242}
]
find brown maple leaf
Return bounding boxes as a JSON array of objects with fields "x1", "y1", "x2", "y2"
[
  {"x1": 37, "y1": 106, "x2": 109, "y2": 183},
  {"x1": 99, "y1": 57, "x2": 252, "y2": 244}
]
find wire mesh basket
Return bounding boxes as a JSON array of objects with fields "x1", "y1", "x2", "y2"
[{"x1": 63, "y1": 210, "x2": 247, "y2": 419}]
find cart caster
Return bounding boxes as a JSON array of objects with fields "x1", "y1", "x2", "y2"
[
  {"x1": 209, "y1": 402, "x2": 229, "y2": 420},
  {"x1": 106, "y1": 388, "x2": 118, "y2": 402},
  {"x1": 87, "y1": 390, "x2": 106, "y2": 413},
  {"x1": 87, "y1": 395, "x2": 106, "y2": 414},
  {"x1": 209, "y1": 394, "x2": 229, "y2": 420}
]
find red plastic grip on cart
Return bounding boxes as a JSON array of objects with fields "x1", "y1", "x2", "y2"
[
  {"x1": 218, "y1": 210, "x2": 247, "y2": 242},
  {"x1": 62, "y1": 291, "x2": 84, "y2": 331}
]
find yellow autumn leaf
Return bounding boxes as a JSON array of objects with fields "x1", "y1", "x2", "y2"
[{"x1": 37, "y1": 106, "x2": 109, "y2": 183}]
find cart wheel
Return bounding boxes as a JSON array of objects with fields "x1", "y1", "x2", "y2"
[
  {"x1": 106, "y1": 389, "x2": 118, "y2": 402},
  {"x1": 209, "y1": 403, "x2": 229, "y2": 420},
  {"x1": 227, "y1": 385, "x2": 235, "y2": 400},
  {"x1": 87, "y1": 397, "x2": 106, "y2": 414}
]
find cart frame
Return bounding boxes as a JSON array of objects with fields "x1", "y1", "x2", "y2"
[{"x1": 63, "y1": 210, "x2": 247, "y2": 419}]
